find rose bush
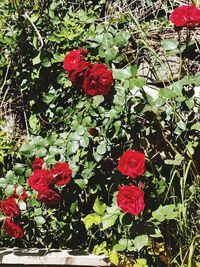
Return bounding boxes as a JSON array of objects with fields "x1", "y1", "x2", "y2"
[{"x1": 0, "y1": 1, "x2": 199, "y2": 266}]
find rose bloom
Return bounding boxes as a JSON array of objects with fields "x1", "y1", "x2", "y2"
[
  {"x1": 117, "y1": 149, "x2": 145, "y2": 179},
  {"x1": 32, "y1": 157, "x2": 44, "y2": 170},
  {"x1": 69, "y1": 61, "x2": 92, "y2": 89},
  {"x1": 51, "y1": 162, "x2": 72, "y2": 186},
  {"x1": 37, "y1": 186, "x2": 61, "y2": 206},
  {"x1": 170, "y1": 4, "x2": 200, "y2": 28},
  {"x1": 0, "y1": 197, "x2": 20, "y2": 218},
  {"x1": 63, "y1": 48, "x2": 88, "y2": 72},
  {"x1": 12, "y1": 185, "x2": 28, "y2": 202},
  {"x1": 28, "y1": 169, "x2": 54, "y2": 191},
  {"x1": 3, "y1": 218, "x2": 24, "y2": 239},
  {"x1": 82, "y1": 63, "x2": 113, "y2": 96},
  {"x1": 116, "y1": 185, "x2": 145, "y2": 215}
]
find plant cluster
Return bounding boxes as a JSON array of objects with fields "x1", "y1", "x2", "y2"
[{"x1": 0, "y1": 1, "x2": 200, "y2": 266}]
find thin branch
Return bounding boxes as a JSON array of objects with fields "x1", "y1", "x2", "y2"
[{"x1": 24, "y1": 12, "x2": 44, "y2": 51}]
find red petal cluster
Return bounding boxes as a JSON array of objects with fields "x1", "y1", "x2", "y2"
[
  {"x1": 63, "y1": 48, "x2": 88, "y2": 72},
  {"x1": 51, "y1": 162, "x2": 72, "y2": 186},
  {"x1": 1, "y1": 190, "x2": 27, "y2": 239},
  {"x1": 116, "y1": 149, "x2": 146, "y2": 216},
  {"x1": 28, "y1": 169, "x2": 54, "y2": 190},
  {"x1": 28, "y1": 158, "x2": 72, "y2": 207},
  {"x1": 37, "y1": 186, "x2": 61, "y2": 207},
  {"x1": 117, "y1": 149, "x2": 145, "y2": 179},
  {"x1": 32, "y1": 157, "x2": 44, "y2": 170},
  {"x1": 3, "y1": 218, "x2": 24, "y2": 239},
  {"x1": 170, "y1": 4, "x2": 200, "y2": 29},
  {"x1": 116, "y1": 185, "x2": 145, "y2": 215},
  {"x1": 0, "y1": 197, "x2": 20, "y2": 218},
  {"x1": 63, "y1": 48, "x2": 113, "y2": 96}
]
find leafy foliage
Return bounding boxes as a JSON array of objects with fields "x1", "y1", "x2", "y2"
[{"x1": 0, "y1": 1, "x2": 200, "y2": 266}]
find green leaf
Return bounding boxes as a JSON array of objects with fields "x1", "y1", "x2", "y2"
[
  {"x1": 67, "y1": 141, "x2": 79, "y2": 155},
  {"x1": 6, "y1": 170, "x2": 16, "y2": 182},
  {"x1": 161, "y1": 39, "x2": 179, "y2": 51},
  {"x1": 132, "y1": 235, "x2": 149, "y2": 251},
  {"x1": 75, "y1": 179, "x2": 87, "y2": 189},
  {"x1": 113, "y1": 239, "x2": 127, "y2": 252},
  {"x1": 76, "y1": 125, "x2": 85, "y2": 135},
  {"x1": 191, "y1": 122, "x2": 200, "y2": 131},
  {"x1": 93, "y1": 151, "x2": 103, "y2": 162},
  {"x1": 80, "y1": 136, "x2": 89, "y2": 148},
  {"x1": 93, "y1": 241, "x2": 107, "y2": 255},
  {"x1": 93, "y1": 197, "x2": 107, "y2": 215},
  {"x1": 0, "y1": 214, "x2": 6, "y2": 221},
  {"x1": 165, "y1": 153, "x2": 184, "y2": 166},
  {"x1": 29, "y1": 114, "x2": 40, "y2": 134},
  {"x1": 102, "y1": 214, "x2": 118, "y2": 230},
  {"x1": 13, "y1": 164, "x2": 25, "y2": 175},
  {"x1": 136, "y1": 259, "x2": 147, "y2": 265},
  {"x1": 33, "y1": 136, "x2": 47, "y2": 148},
  {"x1": 114, "y1": 31, "x2": 130, "y2": 47},
  {"x1": 106, "y1": 204, "x2": 120, "y2": 214},
  {"x1": 93, "y1": 95, "x2": 104, "y2": 108},
  {"x1": 102, "y1": 32, "x2": 113, "y2": 49},
  {"x1": 82, "y1": 213, "x2": 101, "y2": 230},
  {"x1": 15, "y1": 185, "x2": 24, "y2": 196},
  {"x1": 18, "y1": 200, "x2": 27, "y2": 211},
  {"x1": 159, "y1": 88, "x2": 178, "y2": 99},
  {"x1": 0, "y1": 178, "x2": 7, "y2": 188},
  {"x1": 152, "y1": 204, "x2": 178, "y2": 222},
  {"x1": 35, "y1": 216, "x2": 46, "y2": 225},
  {"x1": 36, "y1": 148, "x2": 47, "y2": 157},
  {"x1": 97, "y1": 142, "x2": 107, "y2": 155},
  {"x1": 5, "y1": 185, "x2": 15, "y2": 196},
  {"x1": 32, "y1": 53, "x2": 41, "y2": 65},
  {"x1": 49, "y1": 146, "x2": 60, "y2": 155},
  {"x1": 30, "y1": 13, "x2": 39, "y2": 23},
  {"x1": 113, "y1": 67, "x2": 132, "y2": 80},
  {"x1": 41, "y1": 58, "x2": 51, "y2": 67},
  {"x1": 109, "y1": 250, "x2": 119, "y2": 266}
]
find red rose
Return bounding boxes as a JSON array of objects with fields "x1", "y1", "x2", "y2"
[
  {"x1": 69, "y1": 61, "x2": 92, "y2": 88},
  {"x1": 170, "y1": 4, "x2": 200, "y2": 29},
  {"x1": 32, "y1": 158, "x2": 44, "y2": 170},
  {"x1": 3, "y1": 218, "x2": 24, "y2": 239},
  {"x1": 63, "y1": 48, "x2": 88, "y2": 72},
  {"x1": 51, "y1": 162, "x2": 72, "y2": 186},
  {"x1": 28, "y1": 169, "x2": 54, "y2": 191},
  {"x1": 12, "y1": 185, "x2": 28, "y2": 202},
  {"x1": 116, "y1": 185, "x2": 145, "y2": 215},
  {"x1": 82, "y1": 63, "x2": 113, "y2": 96},
  {"x1": 37, "y1": 186, "x2": 61, "y2": 206},
  {"x1": 117, "y1": 149, "x2": 145, "y2": 179},
  {"x1": 0, "y1": 197, "x2": 20, "y2": 218}
]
